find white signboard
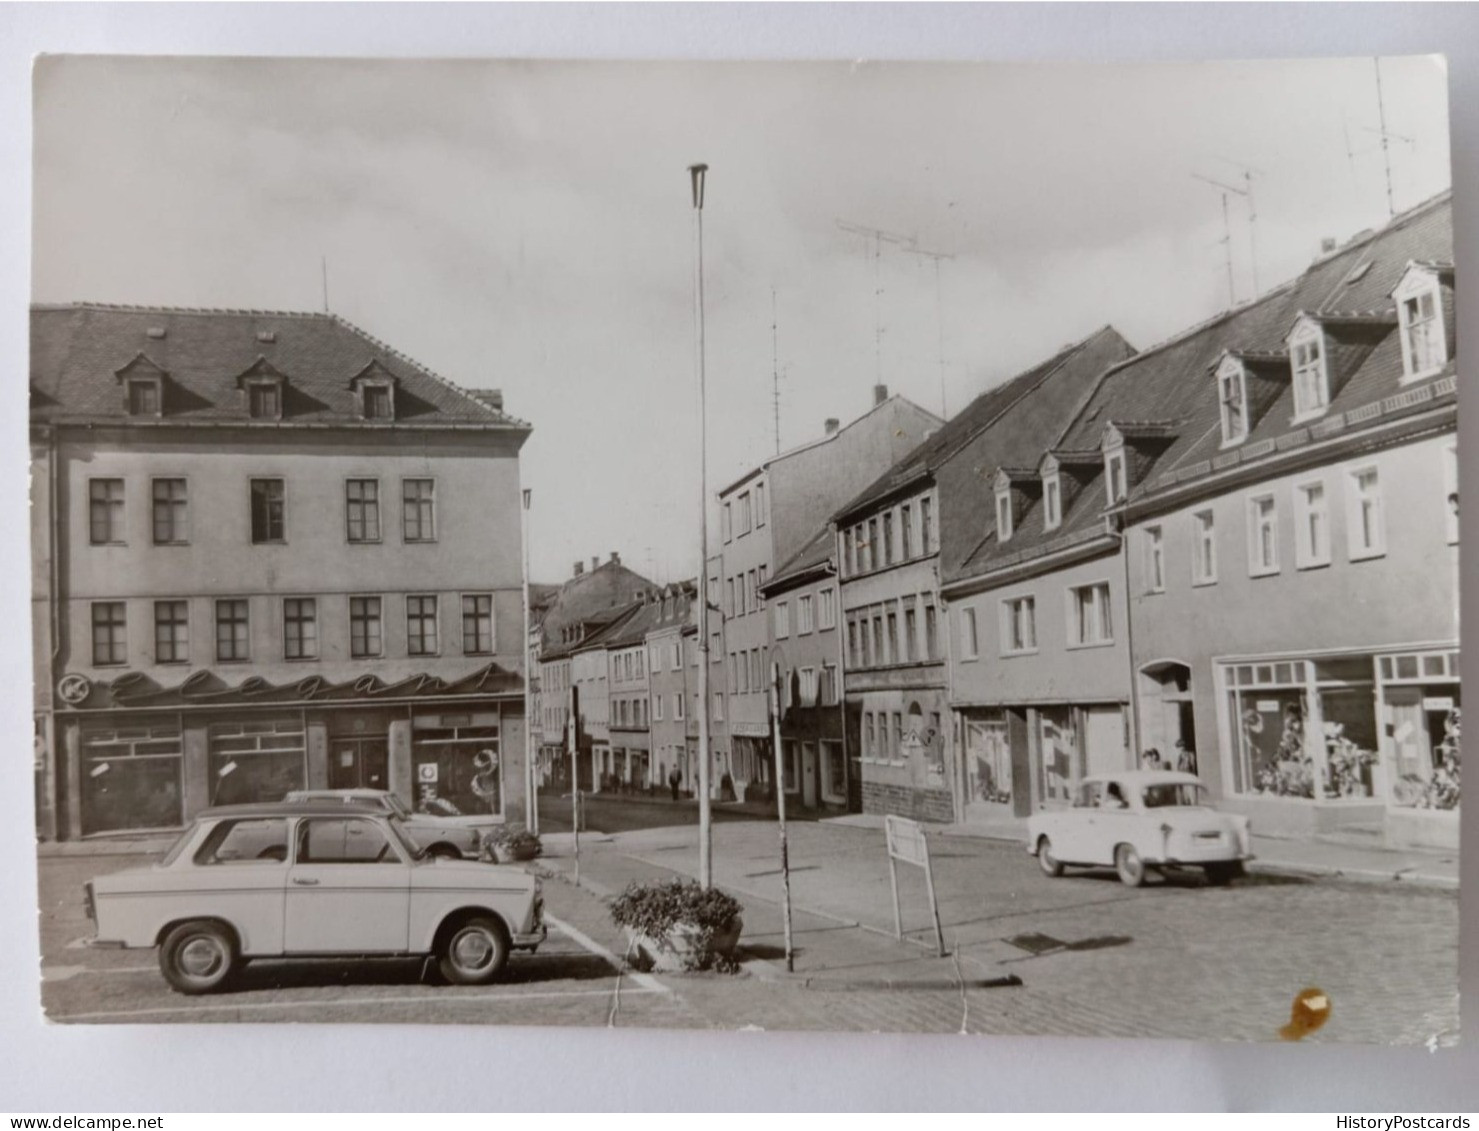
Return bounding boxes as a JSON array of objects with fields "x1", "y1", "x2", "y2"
[
  {"x1": 882, "y1": 815, "x2": 945, "y2": 956},
  {"x1": 1423, "y1": 697, "x2": 1455, "y2": 712},
  {"x1": 418, "y1": 763, "x2": 439, "y2": 784}
]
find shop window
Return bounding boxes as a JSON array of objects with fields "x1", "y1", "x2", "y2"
[
  {"x1": 80, "y1": 720, "x2": 183, "y2": 835},
  {"x1": 1378, "y1": 649, "x2": 1461, "y2": 811},
  {"x1": 208, "y1": 718, "x2": 307, "y2": 806},
  {"x1": 965, "y1": 718, "x2": 1012, "y2": 805},
  {"x1": 413, "y1": 723, "x2": 502, "y2": 817}
]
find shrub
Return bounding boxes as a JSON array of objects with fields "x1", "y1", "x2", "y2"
[
  {"x1": 608, "y1": 879, "x2": 743, "y2": 962},
  {"x1": 485, "y1": 828, "x2": 543, "y2": 858}
]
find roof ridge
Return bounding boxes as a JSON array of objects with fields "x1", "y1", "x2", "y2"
[{"x1": 34, "y1": 301, "x2": 328, "y2": 319}]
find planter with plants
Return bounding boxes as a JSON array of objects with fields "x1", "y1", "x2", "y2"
[
  {"x1": 482, "y1": 827, "x2": 543, "y2": 864},
  {"x1": 608, "y1": 879, "x2": 744, "y2": 972}
]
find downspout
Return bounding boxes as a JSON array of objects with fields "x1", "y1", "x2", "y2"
[
  {"x1": 47, "y1": 427, "x2": 62, "y2": 840},
  {"x1": 1118, "y1": 517, "x2": 1142, "y2": 763}
]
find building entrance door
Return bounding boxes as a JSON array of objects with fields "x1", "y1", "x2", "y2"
[
  {"x1": 329, "y1": 736, "x2": 388, "y2": 791},
  {"x1": 801, "y1": 742, "x2": 819, "y2": 808}
]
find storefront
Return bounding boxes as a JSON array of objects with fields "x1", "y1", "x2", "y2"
[
  {"x1": 412, "y1": 712, "x2": 502, "y2": 817},
  {"x1": 1217, "y1": 647, "x2": 1460, "y2": 847},
  {"x1": 79, "y1": 716, "x2": 184, "y2": 835},
  {"x1": 210, "y1": 716, "x2": 308, "y2": 806}
]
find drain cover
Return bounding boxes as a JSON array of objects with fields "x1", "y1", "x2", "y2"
[{"x1": 1005, "y1": 932, "x2": 1066, "y2": 954}]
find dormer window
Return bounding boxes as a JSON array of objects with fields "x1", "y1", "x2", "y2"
[
  {"x1": 126, "y1": 378, "x2": 161, "y2": 416},
  {"x1": 363, "y1": 384, "x2": 393, "y2": 420},
  {"x1": 1393, "y1": 264, "x2": 1449, "y2": 382},
  {"x1": 248, "y1": 382, "x2": 281, "y2": 419},
  {"x1": 1216, "y1": 357, "x2": 1249, "y2": 445},
  {"x1": 1287, "y1": 319, "x2": 1329, "y2": 421},
  {"x1": 1105, "y1": 452, "x2": 1126, "y2": 505},
  {"x1": 995, "y1": 490, "x2": 1013, "y2": 542},
  {"x1": 350, "y1": 361, "x2": 399, "y2": 421},
  {"x1": 1043, "y1": 474, "x2": 1062, "y2": 531}
]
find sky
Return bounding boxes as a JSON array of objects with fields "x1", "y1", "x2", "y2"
[{"x1": 31, "y1": 55, "x2": 1451, "y2": 584}]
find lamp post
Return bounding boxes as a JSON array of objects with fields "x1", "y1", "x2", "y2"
[
  {"x1": 690, "y1": 161, "x2": 713, "y2": 889},
  {"x1": 521, "y1": 486, "x2": 537, "y2": 834}
]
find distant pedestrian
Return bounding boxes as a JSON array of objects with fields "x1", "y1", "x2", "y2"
[
  {"x1": 668, "y1": 767, "x2": 682, "y2": 801},
  {"x1": 1174, "y1": 739, "x2": 1197, "y2": 776},
  {"x1": 1140, "y1": 748, "x2": 1163, "y2": 771}
]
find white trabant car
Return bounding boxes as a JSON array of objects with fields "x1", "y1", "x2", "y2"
[
  {"x1": 285, "y1": 788, "x2": 497, "y2": 860},
  {"x1": 84, "y1": 800, "x2": 545, "y2": 995},
  {"x1": 1027, "y1": 771, "x2": 1253, "y2": 888}
]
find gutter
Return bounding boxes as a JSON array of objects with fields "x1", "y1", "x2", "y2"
[{"x1": 940, "y1": 532, "x2": 1120, "y2": 600}]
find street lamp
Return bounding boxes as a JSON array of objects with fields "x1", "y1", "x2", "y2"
[{"x1": 690, "y1": 162, "x2": 713, "y2": 889}]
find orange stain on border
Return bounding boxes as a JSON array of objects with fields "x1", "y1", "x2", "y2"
[{"x1": 1280, "y1": 987, "x2": 1332, "y2": 1041}]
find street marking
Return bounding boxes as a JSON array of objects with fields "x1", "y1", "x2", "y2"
[
  {"x1": 546, "y1": 914, "x2": 667, "y2": 994},
  {"x1": 49, "y1": 985, "x2": 661, "y2": 1023}
]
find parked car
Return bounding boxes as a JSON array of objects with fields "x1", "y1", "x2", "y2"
[
  {"x1": 84, "y1": 800, "x2": 546, "y2": 994},
  {"x1": 284, "y1": 788, "x2": 496, "y2": 860},
  {"x1": 1027, "y1": 771, "x2": 1253, "y2": 887}
]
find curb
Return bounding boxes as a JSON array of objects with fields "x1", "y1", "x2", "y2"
[{"x1": 1247, "y1": 859, "x2": 1458, "y2": 890}]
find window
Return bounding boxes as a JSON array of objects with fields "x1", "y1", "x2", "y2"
[
  {"x1": 346, "y1": 480, "x2": 381, "y2": 543},
  {"x1": 127, "y1": 379, "x2": 160, "y2": 416},
  {"x1": 671, "y1": 641, "x2": 682, "y2": 669},
  {"x1": 283, "y1": 598, "x2": 318, "y2": 660},
  {"x1": 900, "y1": 504, "x2": 913, "y2": 558},
  {"x1": 885, "y1": 611, "x2": 898, "y2": 663},
  {"x1": 883, "y1": 511, "x2": 895, "y2": 565},
  {"x1": 1193, "y1": 510, "x2": 1217, "y2": 585},
  {"x1": 462, "y1": 595, "x2": 493, "y2": 654},
  {"x1": 1444, "y1": 444, "x2": 1459, "y2": 545},
  {"x1": 758, "y1": 565, "x2": 767, "y2": 609},
  {"x1": 91, "y1": 602, "x2": 126, "y2": 666},
  {"x1": 798, "y1": 595, "x2": 814, "y2": 634},
  {"x1": 712, "y1": 693, "x2": 724, "y2": 722},
  {"x1": 650, "y1": 645, "x2": 662, "y2": 673},
  {"x1": 726, "y1": 578, "x2": 736, "y2": 618},
  {"x1": 798, "y1": 667, "x2": 818, "y2": 707},
  {"x1": 1248, "y1": 495, "x2": 1279, "y2": 576},
  {"x1": 891, "y1": 713, "x2": 903, "y2": 759},
  {"x1": 924, "y1": 598, "x2": 938, "y2": 661},
  {"x1": 961, "y1": 607, "x2": 980, "y2": 660},
  {"x1": 751, "y1": 649, "x2": 763, "y2": 691},
  {"x1": 1294, "y1": 481, "x2": 1330, "y2": 568},
  {"x1": 847, "y1": 618, "x2": 860, "y2": 667},
  {"x1": 903, "y1": 601, "x2": 917, "y2": 662},
  {"x1": 1218, "y1": 363, "x2": 1248, "y2": 444},
  {"x1": 247, "y1": 382, "x2": 281, "y2": 420},
  {"x1": 362, "y1": 384, "x2": 393, "y2": 420},
  {"x1": 1069, "y1": 583, "x2": 1113, "y2": 646},
  {"x1": 654, "y1": 694, "x2": 664, "y2": 721},
  {"x1": 1106, "y1": 452, "x2": 1127, "y2": 504},
  {"x1": 674, "y1": 692, "x2": 685, "y2": 721},
  {"x1": 722, "y1": 502, "x2": 732, "y2": 542},
  {"x1": 853, "y1": 526, "x2": 866, "y2": 574},
  {"x1": 737, "y1": 492, "x2": 752, "y2": 535},
  {"x1": 920, "y1": 498, "x2": 933, "y2": 553},
  {"x1": 89, "y1": 479, "x2": 125, "y2": 545},
  {"x1": 996, "y1": 491, "x2": 1013, "y2": 541},
  {"x1": 215, "y1": 599, "x2": 250, "y2": 662},
  {"x1": 250, "y1": 478, "x2": 285, "y2": 543},
  {"x1": 1399, "y1": 286, "x2": 1445, "y2": 378},
  {"x1": 402, "y1": 479, "x2": 436, "y2": 542},
  {"x1": 145, "y1": 477, "x2": 189, "y2": 545},
  {"x1": 1044, "y1": 476, "x2": 1061, "y2": 530},
  {"x1": 820, "y1": 664, "x2": 838, "y2": 706},
  {"x1": 350, "y1": 596, "x2": 383, "y2": 658},
  {"x1": 298, "y1": 817, "x2": 393, "y2": 864},
  {"x1": 866, "y1": 518, "x2": 879, "y2": 571},
  {"x1": 196, "y1": 818, "x2": 289, "y2": 866},
  {"x1": 1001, "y1": 596, "x2": 1037, "y2": 654},
  {"x1": 154, "y1": 600, "x2": 189, "y2": 663},
  {"x1": 755, "y1": 482, "x2": 766, "y2": 526},
  {"x1": 1291, "y1": 332, "x2": 1328, "y2": 419},
  {"x1": 1347, "y1": 467, "x2": 1385, "y2": 560},
  {"x1": 871, "y1": 613, "x2": 884, "y2": 667},
  {"x1": 818, "y1": 587, "x2": 836, "y2": 630},
  {"x1": 747, "y1": 570, "x2": 758, "y2": 613},
  {"x1": 729, "y1": 653, "x2": 740, "y2": 695},
  {"x1": 1144, "y1": 526, "x2": 1165, "y2": 593},
  {"x1": 775, "y1": 601, "x2": 790, "y2": 638}
]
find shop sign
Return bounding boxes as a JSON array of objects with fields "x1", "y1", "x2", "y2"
[
  {"x1": 1256, "y1": 699, "x2": 1281, "y2": 712},
  {"x1": 418, "y1": 763, "x2": 439, "y2": 783},
  {"x1": 731, "y1": 722, "x2": 769, "y2": 737},
  {"x1": 1423, "y1": 697, "x2": 1455, "y2": 712},
  {"x1": 441, "y1": 714, "x2": 472, "y2": 727}
]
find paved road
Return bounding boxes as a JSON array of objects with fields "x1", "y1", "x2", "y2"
[{"x1": 535, "y1": 791, "x2": 805, "y2": 835}]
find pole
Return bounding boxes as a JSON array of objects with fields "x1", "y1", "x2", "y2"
[
  {"x1": 568, "y1": 685, "x2": 580, "y2": 887},
  {"x1": 1374, "y1": 58, "x2": 1396, "y2": 218},
  {"x1": 690, "y1": 162, "x2": 714, "y2": 889},
  {"x1": 922, "y1": 837, "x2": 947, "y2": 958},
  {"x1": 521, "y1": 488, "x2": 537, "y2": 834},
  {"x1": 770, "y1": 663, "x2": 795, "y2": 972}
]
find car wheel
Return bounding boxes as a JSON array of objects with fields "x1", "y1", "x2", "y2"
[
  {"x1": 426, "y1": 845, "x2": 461, "y2": 861},
  {"x1": 437, "y1": 915, "x2": 510, "y2": 986},
  {"x1": 1037, "y1": 837, "x2": 1064, "y2": 877},
  {"x1": 159, "y1": 920, "x2": 238, "y2": 995},
  {"x1": 1114, "y1": 844, "x2": 1146, "y2": 888}
]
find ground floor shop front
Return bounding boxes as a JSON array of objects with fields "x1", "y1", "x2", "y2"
[
  {"x1": 45, "y1": 696, "x2": 527, "y2": 841},
  {"x1": 954, "y1": 700, "x2": 1133, "y2": 823},
  {"x1": 851, "y1": 684, "x2": 954, "y2": 822}
]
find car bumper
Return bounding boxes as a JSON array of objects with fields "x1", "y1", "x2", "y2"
[
  {"x1": 512, "y1": 924, "x2": 547, "y2": 950},
  {"x1": 1155, "y1": 850, "x2": 1255, "y2": 866}
]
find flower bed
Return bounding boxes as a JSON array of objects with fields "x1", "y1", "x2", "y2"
[{"x1": 608, "y1": 879, "x2": 744, "y2": 972}]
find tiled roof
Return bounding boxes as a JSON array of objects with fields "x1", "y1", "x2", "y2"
[
  {"x1": 766, "y1": 524, "x2": 836, "y2": 592},
  {"x1": 948, "y1": 190, "x2": 1454, "y2": 586},
  {"x1": 834, "y1": 325, "x2": 1134, "y2": 524},
  {"x1": 30, "y1": 303, "x2": 529, "y2": 429}
]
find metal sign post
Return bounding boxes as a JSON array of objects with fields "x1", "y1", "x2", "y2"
[
  {"x1": 769, "y1": 663, "x2": 795, "y2": 972},
  {"x1": 884, "y1": 814, "x2": 946, "y2": 957},
  {"x1": 568, "y1": 686, "x2": 580, "y2": 887}
]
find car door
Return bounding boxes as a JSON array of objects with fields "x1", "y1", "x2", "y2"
[
  {"x1": 189, "y1": 816, "x2": 291, "y2": 955},
  {"x1": 284, "y1": 816, "x2": 411, "y2": 954},
  {"x1": 1056, "y1": 781, "x2": 1101, "y2": 862},
  {"x1": 1092, "y1": 777, "x2": 1134, "y2": 864}
]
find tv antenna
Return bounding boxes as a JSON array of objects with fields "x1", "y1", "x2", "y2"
[
  {"x1": 1371, "y1": 58, "x2": 1417, "y2": 218},
  {"x1": 770, "y1": 287, "x2": 783, "y2": 455},
  {"x1": 836, "y1": 218, "x2": 916, "y2": 386},
  {"x1": 1193, "y1": 162, "x2": 1262, "y2": 300},
  {"x1": 901, "y1": 243, "x2": 955, "y2": 418}
]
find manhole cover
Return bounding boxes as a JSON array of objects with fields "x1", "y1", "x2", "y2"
[{"x1": 1005, "y1": 932, "x2": 1066, "y2": 955}]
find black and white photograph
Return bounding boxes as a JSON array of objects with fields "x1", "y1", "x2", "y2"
[{"x1": 6, "y1": 7, "x2": 1476, "y2": 1110}]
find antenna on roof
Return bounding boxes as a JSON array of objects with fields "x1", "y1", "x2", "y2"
[
  {"x1": 901, "y1": 242, "x2": 955, "y2": 419},
  {"x1": 770, "y1": 287, "x2": 782, "y2": 455},
  {"x1": 1372, "y1": 58, "x2": 1407, "y2": 219},
  {"x1": 836, "y1": 218, "x2": 916, "y2": 391},
  {"x1": 1193, "y1": 162, "x2": 1262, "y2": 300},
  {"x1": 1192, "y1": 174, "x2": 1239, "y2": 307}
]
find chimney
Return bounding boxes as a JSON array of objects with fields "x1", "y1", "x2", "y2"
[
  {"x1": 591, "y1": 556, "x2": 600, "y2": 572},
  {"x1": 873, "y1": 384, "x2": 888, "y2": 406},
  {"x1": 1319, "y1": 237, "x2": 1338, "y2": 256},
  {"x1": 574, "y1": 560, "x2": 584, "y2": 576},
  {"x1": 824, "y1": 417, "x2": 840, "y2": 436},
  {"x1": 610, "y1": 551, "x2": 621, "y2": 565}
]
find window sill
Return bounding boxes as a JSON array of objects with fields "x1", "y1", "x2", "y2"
[
  {"x1": 1192, "y1": 577, "x2": 1218, "y2": 588},
  {"x1": 1399, "y1": 365, "x2": 1447, "y2": 386},
  {"x1": 283, "y1": 656, "x2": 321, "y2": 663},
  {"x1": 1290, "y1": 409, "x2": 1329, "y2": 427},
  {"x1": 1000, "y1": 648, "x2": 1039, "y2": 658},
  {"x1": 1144, "y1": 587, "x2": 1165, "y2": 596},
  {"x1": 1295, "y1": 558, "x2": 1332, "y2": 571},
  {"x1": 152, "y1": 541, "x2": 190, "y2": 548},
  {"x1": 402, "y1": 539, "x2": 439, "y2": 546},
  {"x1": 251, "y1": 540, "x2": 287, "y2": 547},
  {"x1": 1065, "y1": 639, "x2": 1115, "y2": 651},
  {"x1": 1348, "y1": 547, "x2": 1387, "y2": 563},
  {"x1": 1248, "y1": 566, "x2": 1281, "y2": 579},
  {"x1": 347, "y1": 539, "x2": 384, "y2": 546},
  {"x1": 90, "y1": 542, "x2": 127, "y2": 548}
]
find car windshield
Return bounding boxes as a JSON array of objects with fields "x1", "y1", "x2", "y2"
[
  {"x1": 384, "y1": 815, "x2": 427, "y2": 860},
  {"x1": 158, "y1": 823, "x2": 198, "y2": 866},
  {"x1": 1141, "y1": 782, "x2": 1207, "y2": 808},
  {"x1": 383, "y1": 793, "x2": 413, "y2": 820}
]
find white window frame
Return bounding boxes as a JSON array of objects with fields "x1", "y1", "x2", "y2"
[
  {"x1": 1247, "y1": 493, "x2": 1280, "y2": 577},
  {"x1": 960, "y1": 606, "x2": 980, "y2": 661},
  {"x1": 1144, "y1": 525, "x2": 1165, "y2": 593},
  {"x1": 1216, "y1": 356, "x2": 1249, "y2": 446},
  {"x1": 999, "y1": 595, "x2": 1037, "y2": 656},
  {"x1": 818, "y1": 587, "x2": 836, "y2": 630},
  {"x1": 774, "y1": 600, "x2": 790, "y2": 638},
  {"x1": 755, "y1": 482, "x2": 766, "y2": 527},
  {"x1": 797, "y1": 595, "x2": 814, "y2": 635},
  {"x1": 1043, "y1": 473, "x2": 1061, "y2": 531},
  {"x1": 1346, "y1": 464, "x2": 1386, "y2": 561},
  {"x1": 1105, "y1": 451, "x2": 1127, "y2": 505},
  {"x1": 1394, "y1": 268, "x2": 1448, "y2": 382},
  {"x1": 1192, "y1": 509, "x2": 1217, "y2": 586},
  {"x1": 654, "y1": 694, "x2": 664, "y2": 722},
  {"x1": 1289, "y1": 321, "x2": 1330, "y2": 422},
  {"x1": 722, "y1": 502, "x2": 732, "y2": 543},
  {"x1": 1293, "y1": 479, "x2": 1331, "y2": 569},
  {"x1": 1066, "y1": 582, "x2": 1114, "y2": 649},
  {"x1": 798, "y1": 666, "x2": 818, "y2": 707},
  {"x1": 995, "y1": 490, "x2": 1013, "y2": 541}
]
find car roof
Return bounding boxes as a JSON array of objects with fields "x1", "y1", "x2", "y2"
[
  {"x1": 1084, "y1": 770, "x2": 1202, "y2": 786},
  {"x1": 286, "y1": 788, "x2": 391, "y2": 799},
  {"x1": 197, "y1": 800, "x2": 389, "y2": 820}
]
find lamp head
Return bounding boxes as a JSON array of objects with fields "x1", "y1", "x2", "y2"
[{"x1": 688, "y1": 163, "x2": 708, "y2": 210}]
